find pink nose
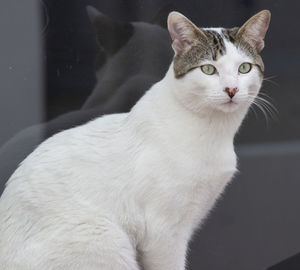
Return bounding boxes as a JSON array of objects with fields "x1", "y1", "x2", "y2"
[{"x1": 224, "y1": 87, "x2": 238, "y2": 98}]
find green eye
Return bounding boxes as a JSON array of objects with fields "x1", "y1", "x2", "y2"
[
  {"x1": 238, "y1": 62, "x2": 252, "y2": 74},
  {"x1": 201, "y1": 64, "x2": 216, "y2": 75}
]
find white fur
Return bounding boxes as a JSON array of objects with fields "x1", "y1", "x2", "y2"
[{"x1": 0, "y1": 30, "x2": 262, "y2": 270}]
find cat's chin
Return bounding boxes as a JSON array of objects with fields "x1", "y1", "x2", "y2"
[{"x1": 216, "y1": 101, "x2": 242, "y2": 113}]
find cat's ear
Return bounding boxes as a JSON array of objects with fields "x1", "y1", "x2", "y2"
[
  {"x1": 167, "y1": 12, "x2": 205, "y2": 55},
  {"x1": 86, "y1": 5, "x2": 101, "y2": 25},
  {"x1": 237, "y1": 10, "x2": 271, "y2": 52},
  {"x1": 86, "y1": 6, "x2": 134, "y2": 55}
]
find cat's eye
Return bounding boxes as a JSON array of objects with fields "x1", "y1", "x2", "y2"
[
  {"x1": 201, "y1": 64, "x2": 216, "y2": 75},
  {"x1": 238, "y1": 62, "x2": 252, "y2": 74}
]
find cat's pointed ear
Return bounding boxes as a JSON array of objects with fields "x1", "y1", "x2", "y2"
[
  {"x1": 86, "y1": 5, "x2": 101, "y2": 25},
  {"x1": 86, "y1": 6, "x2": 134, "y2": 55},
  {"x1": 237, "y1": 10, "x2": 271, "y2": 52},
  {"x1": 167, "y1": 12, "x2": 205, "y2": 55}
]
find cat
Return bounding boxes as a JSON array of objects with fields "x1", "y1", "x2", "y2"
[
  {"x1": 82, "y1": 5, "x2": 174, "y2": 110},
  {"x1": 0, "y1": 10, "x2": 270, "y2": 270},
  {"x1": 0, "y1": 5, "x2": 173, "y2": 193}
]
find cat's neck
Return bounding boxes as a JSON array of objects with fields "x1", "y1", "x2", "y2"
[{"x1": 129, "y1": 63, "x2": 248, "y2": 149}]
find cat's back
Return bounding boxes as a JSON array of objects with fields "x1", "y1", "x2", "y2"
[{"x1": 0, "y1": 112, "x2": 132, "y2": 216}]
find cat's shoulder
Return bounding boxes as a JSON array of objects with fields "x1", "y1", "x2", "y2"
[
  {"x1": 19, "y1": 113, "x2": 129, "y2": 165},
  {"x1": 50, "y1": 112, "x2": 128, "y2": 142}
]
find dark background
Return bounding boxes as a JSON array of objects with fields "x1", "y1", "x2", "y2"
[{"x1": 0, "y1": 0, "x2": 299, "y2": 269}]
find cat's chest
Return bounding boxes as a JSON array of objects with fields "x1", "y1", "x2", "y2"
[
  {"x1": 163, "y1": 143, "x2": 237, "y2": 182},
  {"x1": 140, "y1": 141, "x2": 237, "y2": 204},
  {"x1": 139, "y1": 143, "x2": 237, "y2": 234}
]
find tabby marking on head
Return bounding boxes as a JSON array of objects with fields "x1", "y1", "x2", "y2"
[{"x1": 169, "y1": 11, "x2": 270, "y2": 78}]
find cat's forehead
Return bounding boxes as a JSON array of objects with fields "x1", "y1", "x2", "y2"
[
  {"x1": 203, "y1": 27, "x2": 250, "y2": 63},
  {"x1": 199, "y1": 27, "x2": 250, "y2": 62},
  {"x1": 202, "y1": 27, "x2": 228, "y2": 61},
  {"x1": 173, "y1": 26, "x2": 260, "y2": 77}
]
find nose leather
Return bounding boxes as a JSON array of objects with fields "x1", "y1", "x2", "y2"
[{"x1": 224, "y1": 87, "x2": 238, "y2": 98}]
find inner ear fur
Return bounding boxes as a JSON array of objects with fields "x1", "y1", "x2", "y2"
[
  {"x1": 167, "y1": 11, "x2": 207, "y2": 55},
  {"x1": 237, "y1": 10, "x2": 271, "y2": 53}
]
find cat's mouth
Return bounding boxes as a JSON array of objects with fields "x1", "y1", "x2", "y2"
[
  {"x1": 219, "y1": 100, "x2": 240, "y2": 112},
  {"x1": 222, "y1": 99, "x2": 239, "y2": 107},
  {"x1": 224, "y1": 100, "x2": 238, "y2": 105}
]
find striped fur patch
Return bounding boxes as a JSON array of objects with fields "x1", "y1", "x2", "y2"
[{"x1": 173, "y1": 27, "x2": 264, "y2": 78}]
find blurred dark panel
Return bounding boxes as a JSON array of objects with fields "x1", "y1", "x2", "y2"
[
  {"x1": 0, "y1": 0, "x2": 44, "y2": 147},
  {"x1": 267, "y1": 252, "x2": 300, "y2": 270}
]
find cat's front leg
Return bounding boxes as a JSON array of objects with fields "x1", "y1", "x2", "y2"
[{"x1": 139, "y1": 236, "x2": 188, "y2": 270}]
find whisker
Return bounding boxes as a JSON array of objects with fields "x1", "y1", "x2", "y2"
[
  {"x1": 255, "y1": 96, "x2": 278, "y2": 116},
  {"x1": 264, "y1": 75, "x2": 278, "y2": 81},
  {"x1": 247, "y1": 93, "x2": 278, "y2": 124},
  {"x1": 249, "y1": 104, "x2": 258, "y2": 119},
  {"x1": 189, "y1": 91, "x2": 278, "y2": 124},
  {"x1": 263, "y1": 75, "x2": 279, "y2": 87},
  {"x1": 258, "y1": 92, "x2": 277, "y2": 108},
  {"x1": 251, "y1": 100, "x2": 270, "y2": 125}
]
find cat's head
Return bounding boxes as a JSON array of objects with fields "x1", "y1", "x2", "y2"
[
  {"x1": 167, "y1": 10, "x2": 271, "y2": 114},
  {"x1": 86, "y1": 5, "x2": 173, "y2": 80},
  {"x1": 83, "y1": 5, "x2": 174, "y2": 109}
]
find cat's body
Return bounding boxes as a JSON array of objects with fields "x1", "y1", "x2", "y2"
[
  {"x1": 0, "y1": 76, "x2": 238, "y2": 269},
  {"x1": 0, "y1": 11, "x2": 270, "y2": 270}
]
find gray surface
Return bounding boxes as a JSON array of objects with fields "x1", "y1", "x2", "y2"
[{"x1": 0, "y1": 0, "x2": 44, "y2": 147}]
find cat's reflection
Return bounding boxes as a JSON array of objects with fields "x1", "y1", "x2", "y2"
[{"x1": 0, "y1": 5, "x2": 174, "y2": 192}]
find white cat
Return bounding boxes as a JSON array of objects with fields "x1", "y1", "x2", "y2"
[{"x1": 0, "y1": 10, "x2": 270, "y2": 270}]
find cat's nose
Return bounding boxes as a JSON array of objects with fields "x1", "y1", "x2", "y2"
[{"x1": 224, "y1": 87, "x2": 239, "y2": 98}]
